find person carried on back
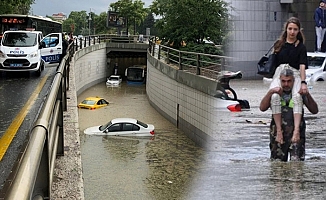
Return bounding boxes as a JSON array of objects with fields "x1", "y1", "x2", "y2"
[
  {"x1": 266, "y1": 17, "x2": 308, "y2": 160},
  {"x1": 260, "y1": 68, "x2": 318, "y2": 161}
]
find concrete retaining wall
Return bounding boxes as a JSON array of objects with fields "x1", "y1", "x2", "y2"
[
  {"x1": 73, "y1": 44, "x2": 221, "y2": 149},
  {"x1": 74, "y1": 43, "x2": 108, "y2": 96},
  {"x1": 146, "y1": 53, "x2": 220, "y2": 149}
]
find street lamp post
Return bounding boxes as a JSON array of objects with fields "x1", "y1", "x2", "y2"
[{"x1": 88, "y1": 10, "x2": 92, "y2": 36}]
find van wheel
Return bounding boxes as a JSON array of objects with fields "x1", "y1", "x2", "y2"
[
  {"x1": 41, "y1": 61, "x2": 45, "y2": 71},
  {"x1": 36, "y1": 67, "x2": 42, "y2": 77}
]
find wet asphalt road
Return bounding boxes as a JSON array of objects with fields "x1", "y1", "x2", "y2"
[
  {"x1": 79, "y1": 80, "x2": 326, "y2": 200},
  {"x1": 0, "y1": 68, "x2": 56, "y2": 190}
]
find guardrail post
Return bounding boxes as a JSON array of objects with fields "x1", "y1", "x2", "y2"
[
  {"x1": 158, "y1": 46, "x2": 161, "y2": 60},
  {"x1": 196, "y1": 54, "x2": 200, "y2": 75},
  {"x1": 167, "y1": 49, "x2": 170, "y2": 64},
  {"x1": 149, "y1": 42, "x2": 152, "y2": 54},
  {"x1": 57, "y1": 84, "x2": 64, "y2": 156},
  {"x1": 179, "y1": 52, "x2": 182, "y2": 70},
  {"x1": 61, "y1": 67, "x2": 67, "y2": 112},
  {"x1": 152, "y1": 43, "x2": 155, "y2": 56},
  {"x1": 66, "y1": 58, "x2": 70, "y2": 91},
  {"x1": 221, "y1": 57, "x2": 225, "y2": 71},
  {"x1": 32, "y1": 129, "x2": 50, "y2": 199},
  {"x1": 79, "y1": 39, "x2": 82, "y2": 49}
]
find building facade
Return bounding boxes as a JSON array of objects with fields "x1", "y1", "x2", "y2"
[
  {"x1": 225, "y1": 0, "x2": 318, "y2": 79},
  {"x1": 51, "y1": 12, "x2": 67, "y2": 22}
]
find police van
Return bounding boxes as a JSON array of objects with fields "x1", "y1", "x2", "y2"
[{"x1": 0, "y1": 30, "x2": 64, "y2": 76}]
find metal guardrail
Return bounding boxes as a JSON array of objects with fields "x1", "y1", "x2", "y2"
[
  {"x1": 148, "y1": 41, "x2": 231, "y2": 80},
  {"x1": 0, "y1": 43, "x2": 74, "y2": 200},
  {"x1": 74, "y1": 34, "x2": 152, "y2": 50}
]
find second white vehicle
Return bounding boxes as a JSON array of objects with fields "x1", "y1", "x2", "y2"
[
  {"x1": 106, "y1": 75, "x2": 122, "y2": 86},
  {"x1": 305, "y1": 52, "x2": 326, "y2": 83},
  {"x1": 84, "y1": 118, "x2": 155, "y2": 137}
]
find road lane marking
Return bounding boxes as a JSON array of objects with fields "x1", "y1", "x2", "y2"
[{"x1": 0, "y1": 75, "x2": 49, "y2": 161}]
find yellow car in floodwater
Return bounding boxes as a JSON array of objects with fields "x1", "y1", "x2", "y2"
[{"x1": 78, "y1": 97, "x2": 109, "y2": 110}]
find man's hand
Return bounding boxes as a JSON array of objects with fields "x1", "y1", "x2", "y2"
[
  {"x1": 291, "y1": 129, "x2": 300, "y2": 143},
  {"x1": 299, "y1": 83, "x2": 308, "y2": 95},
  {"x1": 270, "y1": 87, "x2": 283, "y2": 95},
  {"x1": 276, "y1": 130, "x2": 284, "y2": 144}
]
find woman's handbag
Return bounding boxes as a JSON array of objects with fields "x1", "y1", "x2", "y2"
[{"x1": 257, "y1": 45, "x2": 277, "y2": 78}]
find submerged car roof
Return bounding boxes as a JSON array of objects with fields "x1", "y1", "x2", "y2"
[
  {"x1": 83, "y1": 97, "x2": 103, "y2": 101},
  {"x1": 111, "y1": 118, "x2": 138, "y2": 124},
  {"x1": 307, "y1": 52, "x2": 326, "y2": 57}
]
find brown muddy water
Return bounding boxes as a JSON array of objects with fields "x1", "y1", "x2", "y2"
[{"x1": 78, "y1": 80, "x2": 326, "y2": 200}]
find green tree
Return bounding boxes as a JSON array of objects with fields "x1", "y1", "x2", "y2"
[
  {"x1": 137, "y1": 12, "x2": 157, "y2": 35},
  {"x1": 63, "y1": 11, "x2": 88, "y2": 35},
  {"x1": 110, "y1": 0, "x2": 148, "y2": 35},
  {"x1": 62, "y1": 18, "x2": 75, "y2": 34},
  {"x1": 0, "y1": 0, "x2": 35, "y2": 14},
  {"x1": 150, "y1": 0, "x2": 229, "y2": 50},
  {"x1": 94, "y1": 12, "x2": 109, "y2": 34}
]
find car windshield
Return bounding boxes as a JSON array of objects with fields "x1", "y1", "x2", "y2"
[
  {"x1": 81, "y1": 100, "x2": 96, "y2": 105},
  {"x1": 109, "y1": 76, "x2": 119, "y2": 81},
  {"x1": 137, "y1": 120, "x2": 148, "y2": 128},
  {"x1": 99, "y1": 121, "x2": 112, "y2": 131},
  {"x1": 307, "y1": 56, "x2": 325, "y2": 69},
  {"x1": 2, "y1": 32, "x2": 37, "y2": 47}
]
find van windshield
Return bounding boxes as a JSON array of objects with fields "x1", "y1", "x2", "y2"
[{"x1": 2, "y1": 32, "x2": 37, "y2": 47}]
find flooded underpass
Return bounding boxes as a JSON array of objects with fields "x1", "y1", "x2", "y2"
[{"x1": 78, "y1": 80, "x2": 326, "y2": 200}]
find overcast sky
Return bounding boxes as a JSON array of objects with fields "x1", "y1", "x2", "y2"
[{"x1": 31, "y1": 0, "x2": 153, "y2": 17}]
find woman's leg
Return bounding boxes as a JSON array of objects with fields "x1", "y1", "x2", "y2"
[
  {"x1": 270, "y1": 66, "x2": 283, "y2": 143},
  {"x1": 292, "y1": 74, "x2": 303, "y2": 143},
  {"x1": 271, "y1": 94, "x2": 283, "y2": 144}
]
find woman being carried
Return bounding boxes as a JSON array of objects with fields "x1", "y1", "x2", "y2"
[{"x1": 269, "y1": 17, "x2": 308, "y2": 145}]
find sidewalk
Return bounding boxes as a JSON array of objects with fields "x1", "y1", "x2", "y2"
[{"x1": 51, "y1": 59, "x2": 84, "y2": 199}]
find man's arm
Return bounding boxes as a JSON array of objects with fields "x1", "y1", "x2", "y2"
[
  {"x1": 260, "y1": 87, "x2": 282, "y2": 112},
  {"x1": 303, "y1": 92, "x2": 318, "y2": 114}
]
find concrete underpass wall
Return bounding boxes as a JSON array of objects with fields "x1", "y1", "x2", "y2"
[
  {"x1": 73, "y1": 43, "x2": 108, "y2": 96},
  {"x1": 72, "y1": 44, "x2": 221, "y2": 149},
  {"x1": 146, "y1": 53, "x2": 219, "y2": 149}
]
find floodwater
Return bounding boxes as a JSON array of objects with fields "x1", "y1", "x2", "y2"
[{"x1": 79, "y1": 80, "x2": 326, "y2": 200}]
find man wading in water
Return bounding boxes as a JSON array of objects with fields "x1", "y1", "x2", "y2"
[{"x1": 260, "y1": 69, "x2": 318, "y2": 161}]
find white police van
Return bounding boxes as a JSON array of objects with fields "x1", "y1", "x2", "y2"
[
  {"x1": 0, "y1": 30, "x2": 63, "y2": 76},
  {"x1": 40, "y1": 32, "x2": 65, "y2": 68}
]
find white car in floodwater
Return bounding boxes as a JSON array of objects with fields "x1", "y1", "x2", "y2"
[
  {"x1": 106, "y1": 75, "x2": 122, "y2": 86},
  {"x1": 84, "y1": 118, "x2": 155, "y2": 137},
  {"x1": 305, "y1": 52, "x2": 326, "y2": 83}
]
